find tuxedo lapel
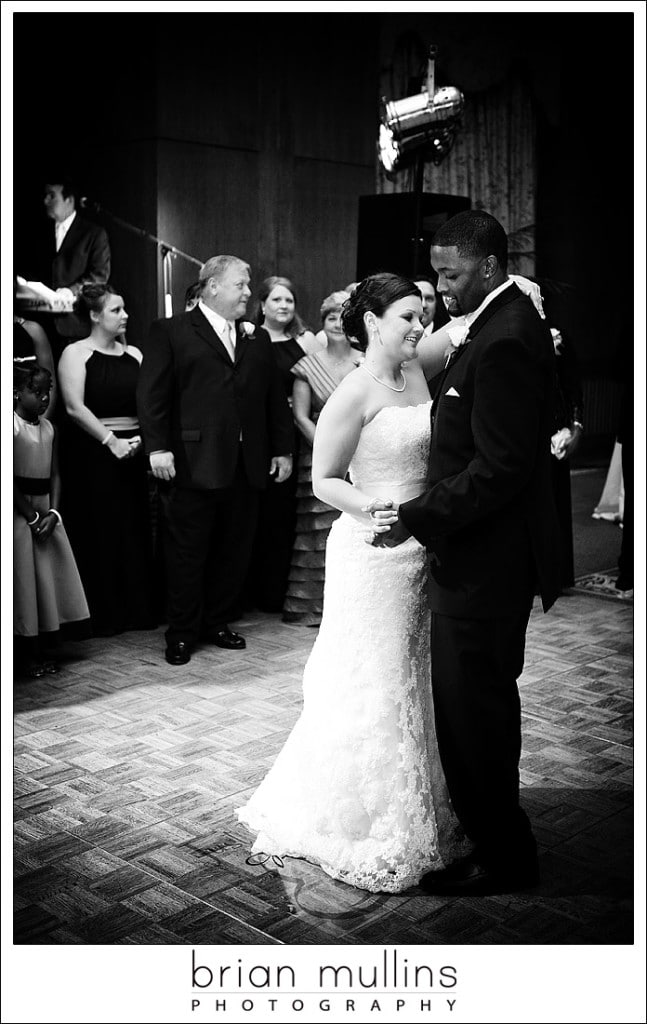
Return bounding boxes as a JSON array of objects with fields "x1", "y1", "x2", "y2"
[
  {"x1": 190, "y1": 306, "x2": 234, "y2": 364},
  {"x1": 431, "y1": 341, "x2": 469, "y2": 411},
  {"x1": 48, "y1": 224, "x2": 58, "y2": 260},
  {"x1": 233, "y1": 323, "x2": 249, "y2": 366}
]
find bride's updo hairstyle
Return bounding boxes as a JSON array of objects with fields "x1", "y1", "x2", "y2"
[{"x1": 341, "y1": 273, "x2": 421, "y2": 351}]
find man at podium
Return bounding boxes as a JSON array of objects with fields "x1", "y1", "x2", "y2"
[{"x1": 18, "y1": 178, "x2": 111, "y2": 353}]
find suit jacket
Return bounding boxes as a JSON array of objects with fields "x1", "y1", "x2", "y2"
[
  {"x1": 136, "y1": 306, "x2": 294, "y2": 491},
  {"x1": 399, "y1": 283, "x2": 561, "y2": 618},
  {"x1": 50, "y1": 215, "x2": 111, "y2": 294},
  {"x1": 47, "y1": 215, "x2": 111, "y2": 340}
]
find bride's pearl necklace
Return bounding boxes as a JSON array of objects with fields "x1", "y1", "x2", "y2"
[{"x1": 361, "y1": 364, "x2": 407, "y2": 393}]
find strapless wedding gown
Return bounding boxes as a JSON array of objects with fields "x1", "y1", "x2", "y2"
[{"x1": 237, "y1": 401, "x2": 467, "y2": 893}]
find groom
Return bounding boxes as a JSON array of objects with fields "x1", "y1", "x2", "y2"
[{"x1": 375, "y1": 210, "x2": 561, "y2": 895}]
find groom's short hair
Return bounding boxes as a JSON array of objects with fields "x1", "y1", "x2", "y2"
[{"x1": 432, "y1": 211, "x2": 508, "y2": 272}]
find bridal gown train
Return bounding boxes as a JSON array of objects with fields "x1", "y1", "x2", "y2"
[{"x1": 237, "y1": 400, "x2": 468, "y2": 893}]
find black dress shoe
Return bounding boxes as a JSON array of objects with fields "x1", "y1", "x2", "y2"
[
  {"x1": 419, "y1": 856, "x2": 539, "y2": 897},
  {"x1": 207, "y1": 627, "x2": 246, "y2": 650},
  {"x1": 165, "y1": 641, "x2": 191, "y2": 665}
]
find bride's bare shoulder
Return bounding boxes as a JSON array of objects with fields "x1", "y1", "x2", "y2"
[
  {"x1": 328, "y1": 364, "x2": 367, "y2": 402},
  {"x1": 317, "y1": 366, "x2": 369, "y2": 425}
]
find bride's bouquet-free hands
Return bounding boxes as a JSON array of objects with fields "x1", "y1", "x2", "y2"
[{"x1": 361, "y1": 497, "x2": 410, "y2": 548}]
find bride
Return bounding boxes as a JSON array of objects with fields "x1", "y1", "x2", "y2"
[{"x1": 237, "y1": 272, "x2": 474, "y2": 893}]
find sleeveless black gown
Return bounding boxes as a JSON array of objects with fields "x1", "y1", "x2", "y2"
[{"x1": 61, "y1": 350, "x2": 157, "y2": 635}]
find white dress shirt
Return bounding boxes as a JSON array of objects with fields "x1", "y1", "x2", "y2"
[
  {"x1": 55, "y1": 210, "x2": 76, "y2": 252},
  {"x1": 198, "y1": 300, "x2": 236, "y2": 361}
]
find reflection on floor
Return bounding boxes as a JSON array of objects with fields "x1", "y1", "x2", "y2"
[{"x1": 14, "y1": 592, "x2": 633, "y2": 945}]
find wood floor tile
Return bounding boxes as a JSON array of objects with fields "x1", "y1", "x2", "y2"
[
  {"x1": 75, "y1": 905, "x2": 152, "y2": 943},
  {"x1": 13, "y1": 595, "x2": 633, "y2": 945}
]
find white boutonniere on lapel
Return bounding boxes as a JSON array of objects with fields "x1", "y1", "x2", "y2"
[
  {"x1": 239, "y1": 321, "x2": 256, "y2": 340},
  {"x1": 444, "y1": 323, "x2": 470, "y2": 365},
  {"x1": 446, "y1": 324, "x2": 470, "y2": 349}
]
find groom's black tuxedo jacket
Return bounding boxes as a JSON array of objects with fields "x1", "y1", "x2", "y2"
[
  {"x1": 136, "y1": 306, "x2": 294, "y2": 491},
  {"x1": 400, "y1": 283, "x2": 561, "y2": 618}
]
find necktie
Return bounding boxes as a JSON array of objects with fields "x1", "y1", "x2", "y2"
[{"x1": 223, "y1": 321, "x2": 236, "y2": 361}]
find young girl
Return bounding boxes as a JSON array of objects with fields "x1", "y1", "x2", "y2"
[{"x1": 14, "y1": 364, "x2": 90, "y2": 678}]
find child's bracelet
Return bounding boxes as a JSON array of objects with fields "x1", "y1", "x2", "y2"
[
  {"x1": 26, "y1": 511, "x2": 40, "y2": 526},
  {"x1": 101, "y1": 430, "x2": 115, "y2": 446},
  {"x1": 47, "y1": 508, "x2": 62, "y2": 525}
]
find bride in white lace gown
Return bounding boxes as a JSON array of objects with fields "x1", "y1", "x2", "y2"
[{"x1": 238, "y1": 273, "x2": 469, "y2": 893}]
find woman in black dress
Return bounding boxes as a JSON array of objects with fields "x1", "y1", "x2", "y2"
[
  {"x1": 57, "y1": 284, "x2": 157, "y2": 635},
  {"x1": 243, "y1": 276, "x2": 320, "y2": 613}
]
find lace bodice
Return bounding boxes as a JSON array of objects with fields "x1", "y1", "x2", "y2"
[{"x1": 349, "y1": 400, "x2": 431, "y2": 504}]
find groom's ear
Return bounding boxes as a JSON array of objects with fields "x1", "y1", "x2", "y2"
[{"x1": 482, "y1": 256, "x2": 497, "y2": 280}]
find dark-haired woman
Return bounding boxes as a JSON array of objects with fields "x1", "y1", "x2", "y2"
[
  {"x1": 239, "y1": 273, "x2": 470, "y2": 891},
  {"x1": 57, "y1": 284, "x2": 157, "y2": 635},
  {"x1": 243, "y1": 276, "x2": 320, "y2": 613}
]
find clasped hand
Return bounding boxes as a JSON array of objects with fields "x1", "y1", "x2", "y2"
[
  {"x1": 362, "y1": 498, "x2": 410, "y2": 548},
  {"x1": 270, "y1": 455, "x2": 293, "y2": 484},
  {"x1": 108, "y1": 435, "x2": 142, "y2": 461},
  {"x1": 29, "y1": 512, "x2": 57, "y2": 542}
]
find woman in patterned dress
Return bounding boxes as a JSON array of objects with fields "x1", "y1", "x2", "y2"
[{"x1": 282, "y1": 291, "x2": 361, "y2": 625}]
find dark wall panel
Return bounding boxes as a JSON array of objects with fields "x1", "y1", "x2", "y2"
[
  {"x1": 155, "y1": 17, "x2": 261, "y2": 151},
  {"x1": 289, "y1": 158, "x2": 375, "y2": 328},
  {"x1": 156, "y1": 141, "x2": 259, "y2": 316},
  {"x1": 290, "y1": 24, "x2": 379, "y2": 165}
]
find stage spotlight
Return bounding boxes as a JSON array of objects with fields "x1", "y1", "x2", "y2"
[{"x1": 378, "y1": 47, "x2": 464, "y2": 175}]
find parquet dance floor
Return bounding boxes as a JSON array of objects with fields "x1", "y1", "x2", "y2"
[{"x1": 13, "y1": 590, "x2": 633, "y2": 946}]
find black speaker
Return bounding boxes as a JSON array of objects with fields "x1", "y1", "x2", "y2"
[{"x1": 356, "y1": 192, "x2": 471, "y2": 281}]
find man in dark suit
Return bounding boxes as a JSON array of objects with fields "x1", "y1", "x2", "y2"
[
  {"x1": 137, "y1": 254, "x2": 294, "y2": 666},
  {"x1": 39, "y1": 180, "x2": 111, "y2": 348},
  {"x1": 375, "y1": 211, "x2": 561, "y2": 895}
]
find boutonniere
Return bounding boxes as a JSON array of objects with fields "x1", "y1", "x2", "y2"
[
  {"x1": 444, "y1": 323, "x2": 470, "y2": 365},
  {"x1": 239, "y1": 321, "x2": 256, "y2": 340},
  {"x1": 550, "y1": 327, "x2": 563, "y2": 354},
  {"x1": 446, "y1": 324, "x2": 470, "y2": 349}
]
